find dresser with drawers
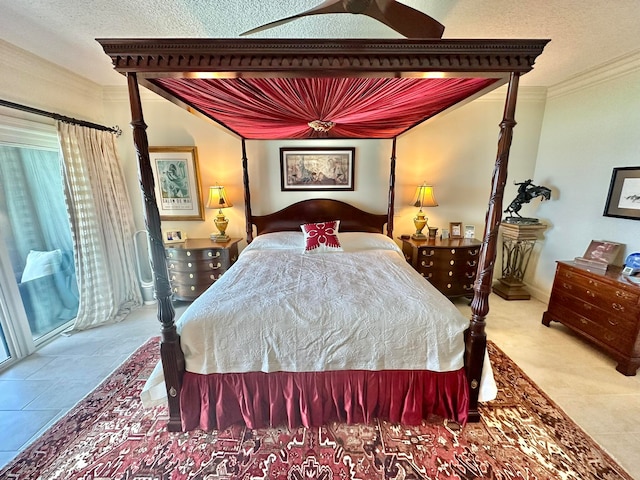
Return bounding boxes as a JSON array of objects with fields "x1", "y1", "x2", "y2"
[
  {"x1": 400, "y1": 237, "x2": 481, "y2": 299},
  {"x1": 542, "y1": 261, "x2": 640, "y2": 376},
  {"x1": 165, "y1": 238, "x2": 240, "y2": 301}
]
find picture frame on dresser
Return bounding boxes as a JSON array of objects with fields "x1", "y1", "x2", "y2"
[
  {"x1": 149, "y1": 146, "x2": 205, "y2": 221},
  {"x1": 449, "y1": 222, "x2": 463, "y2": 239},
  {"x1": 603, "y1": 166, "x2": 640, "y2": 220},
  {"x1": 163, "y1": 230, "x2": 186, "y2": 245},
  {"x1": 280, "y1": 147, "x2": 355, "y2": 191}
]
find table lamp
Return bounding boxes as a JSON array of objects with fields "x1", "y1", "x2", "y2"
[
  {"x1": 206, "y1": 185, "x2": 232, "y2": 242},
  {"x1": 411, "y1": 183, "x2": 438, "y2": 240}
]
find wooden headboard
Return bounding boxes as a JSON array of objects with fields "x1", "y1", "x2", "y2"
[{"x1": 251, "y1": 199, "x2": 387, "y2": 237}]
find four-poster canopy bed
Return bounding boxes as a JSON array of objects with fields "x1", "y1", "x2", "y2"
[{"x1": 98, "y1": 37, "x2": 548, "y2": 432}]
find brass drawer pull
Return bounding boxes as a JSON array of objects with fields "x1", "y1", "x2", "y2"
[
  {"x1": 616, "y1": 290, "x2": 634, "y2": 300},
  {"x1": 421, "y1": 250, "x2": 435, "y2": 257},
  {"x1": 582, "y1": 303, "x2": 591, "y2": 310},
  {"x1": 466, "y1": 272, "x2": 475, "y2": 278},
  {"x1": 450, "y1": 260, "x2": 455, "y2": 266},
  {"x1": 448, "y1": 271, "x2": 453, "y2": 276},
  {"x1": 585, "y1": 290, "x2": 596, "y2": 298},
  {"x1": 209, "y1": 262, "x2": 222, "y2": 269},
  {"x1": 421, "y1": 260, "x2": 433, "y2": 267},
  {"x1": 608, "y1": 318, "x2": 619, "y2": 327},
  {"x1": 186, "y1": 251, "x2": 192, "y2": 256},
  {"x1": 189, "y1": 273, "x2": 194, "y2": 279},
  {"x1": 190, "y1": 286, "x2": 195, "y2": 291},
  {"x1": 561, "y1": 282, "x2": 572, "y2": 290},
  {"x1": 421, "y1": 272, "x2": 433, "y2": 278},
  {"x1": 450, "y1": 249, "x2": 456, "y2": 254},
  {"x1": 464, "y1": 284, "x2": 473, "y2": 290},
  {"x1": 467, "y1": 261, "x2": 477, "y2": 267},
  {"x1": 612, "y1": 303, "x2": 624, "y2": 312},
  {"x1": 188, "y1": 262, "x2": 193, "y2": 268},
  {"x1": 207, "y1": 251, "x2": 221, "y2": 258},
  {"x1": 469, "y1": 249, "x2": 479, "y2": 255},
  {"x1": 168, "y1": 252, "x2": 174, "y2": 258}
]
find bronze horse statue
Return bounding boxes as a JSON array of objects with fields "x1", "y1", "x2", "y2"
[{"x1": 504, "y1": 179, "x2": 551, "y2": 220}]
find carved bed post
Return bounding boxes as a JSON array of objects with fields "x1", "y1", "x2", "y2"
[
  {"x1": 126, "y1": 72, "x2": 184, "y2": 432},
  {"x1": 387, "y1": 137, "x2": 397, "y2": 238},
  {"x1": 241, "y1": 138, "x2": 254, "y2": 243},
  {"x1": 466, "y1": 72, "x2": 521, "y2": 422}
]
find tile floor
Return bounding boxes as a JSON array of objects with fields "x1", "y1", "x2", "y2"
[{"x1": 0, "y1": 295, "x2": 639, "y2": 478}]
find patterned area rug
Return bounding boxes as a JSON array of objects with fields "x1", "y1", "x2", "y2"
[{"x1": 1, "y1": 338, "x2": 633, "y2": 480}]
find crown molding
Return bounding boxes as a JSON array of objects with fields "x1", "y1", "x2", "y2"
[
  {"x1": 548, "y1": 49, "x2": 640, "y2": 99},
  {"x1": 477, "y1": 85, "x2": 548, "y2": 103}
]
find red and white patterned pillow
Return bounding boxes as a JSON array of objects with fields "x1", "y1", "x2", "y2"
[{"x1": 301, "y1": 221, "x2": 343, "y2": 253}]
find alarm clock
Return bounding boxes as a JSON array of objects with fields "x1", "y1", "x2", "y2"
[{"x1": 622, "y1": 252, "x2": 640, "y2": 275}]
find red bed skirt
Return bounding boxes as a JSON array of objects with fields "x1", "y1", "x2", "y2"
[{"x1": 180, "y1": 368, "x2": 469, "y2": 431}]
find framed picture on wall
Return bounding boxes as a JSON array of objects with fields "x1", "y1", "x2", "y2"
[
  {"x1": 603, "y1": 166, "x2": 640, "y2": 220},
  {"x1": 280, "y1": 147, "x2": 355, "y2": 191},
  {"x1": 149, "y1": 146, "x2": 204, "y2": 220}
]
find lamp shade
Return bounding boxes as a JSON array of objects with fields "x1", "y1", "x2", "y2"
[
  {"x1": 206, "y1": 185, "x2": 232, "y2": 210},
  {"x1": 413, "y1": 183, "x2": 438, "y2": 208}
]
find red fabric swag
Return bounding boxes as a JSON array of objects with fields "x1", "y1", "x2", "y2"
[{"x1": 152, "y1": 77, "x2": 498, "y2": 139}]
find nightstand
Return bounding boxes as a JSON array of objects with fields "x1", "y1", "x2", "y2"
[
  {"x1": 165, "y1": 238, "x2": 240, "y2": 301},
  {"x1": 400, "y1": 237, "x2": 481, "y2": 299}
]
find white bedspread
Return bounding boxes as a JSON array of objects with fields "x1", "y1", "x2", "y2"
[{"x1": 141, "y1": 232, "x2": 497, "y2": 406}]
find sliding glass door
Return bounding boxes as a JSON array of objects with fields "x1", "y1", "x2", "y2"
[{"x1": 0, "y1": 115, "x2": 78, "y2": 367}]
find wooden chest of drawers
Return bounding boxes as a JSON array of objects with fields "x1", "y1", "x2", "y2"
[
  {"x1": 165, "y1": 238, "x2": 240, "y2": 301},
  {"x1": 400, "y1": 237, "x2": 481, "y2": 299},
  {"x1": 542, "y1": 261, "x2": 640, "y2": 375}
]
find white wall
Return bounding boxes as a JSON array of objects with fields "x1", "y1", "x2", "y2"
[
  {"x1": 398, "y1": 88, "x2": 547, "y2": 241},
  {"x1": 529, "y1": 52, "x2": 640, "y2": 300},
  {"x1": 0, "y1": 40, "x2": 104, "y2": 123}
]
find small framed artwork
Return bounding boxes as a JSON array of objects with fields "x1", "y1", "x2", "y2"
[
  {"x1": 464, "y1": 225, "x2": 476, "y2": 239},
  {"x1": 149, "y1": 146, "x2": 204, "y2": 221},
  {"x1": 449, "y1": 222, "x2": 463, "y2": 239},
  {"x1": 603, "y1": 166, "x2": 640, "y2": 220},
  {"x1": 163, "y1": 230, "x2": 186, "y2": 244},
  {"x1": 280, "y1": 147, "x2": 355, "y2": 191},
  {"x1": 580, "y1": 240, "x2": 622, "y2": 265}
]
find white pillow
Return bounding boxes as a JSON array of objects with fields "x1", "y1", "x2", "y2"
[
  {"x1": 21, "y1": 249, "x2": 62, "y2": 282},
  {"x1": 338, "y1": 232, "x2": 403, "y2": 255}
]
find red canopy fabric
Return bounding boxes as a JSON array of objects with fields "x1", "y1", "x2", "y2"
[{"x1": 152, "y1": 76, "x2": 498, "y2": 139}]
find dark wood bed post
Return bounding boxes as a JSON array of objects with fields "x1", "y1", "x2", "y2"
[
  {"x1": 466, "y1": 72, "x2": 521, "y2": 422},
  {"x1": 126, "y1": 72, "x2": 184, "y2": 432},
  {"x1": 241, "y1": 138, "x2": 254, "y2": 243},
  {"x1": 387, "y1": 137, "x2": 397, "y2": 238}
]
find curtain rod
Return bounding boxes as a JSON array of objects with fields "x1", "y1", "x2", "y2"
[{"x1": 0, "y1": 98, "x2": 122, "y2": 136}]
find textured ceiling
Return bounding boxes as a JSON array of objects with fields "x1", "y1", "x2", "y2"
[{"x1": 1, "y1": 0, "x2": 639, "y2": 87}]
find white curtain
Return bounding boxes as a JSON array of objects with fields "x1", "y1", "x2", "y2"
[{"x1": 57, "y1": 122, "x2": 141, "y2": 331}]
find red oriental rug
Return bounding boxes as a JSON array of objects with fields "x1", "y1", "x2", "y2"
[{"x1": 1, "y1": 338, "x2": 634, "y2": 480}]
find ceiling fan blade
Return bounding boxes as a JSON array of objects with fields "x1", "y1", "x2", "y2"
[
  {"x1": 240, "y1": 0, "x2": 348, "y2": 36},
  {"x1": 365, "y1": 0, "x2": 445, "y2": 38}
]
